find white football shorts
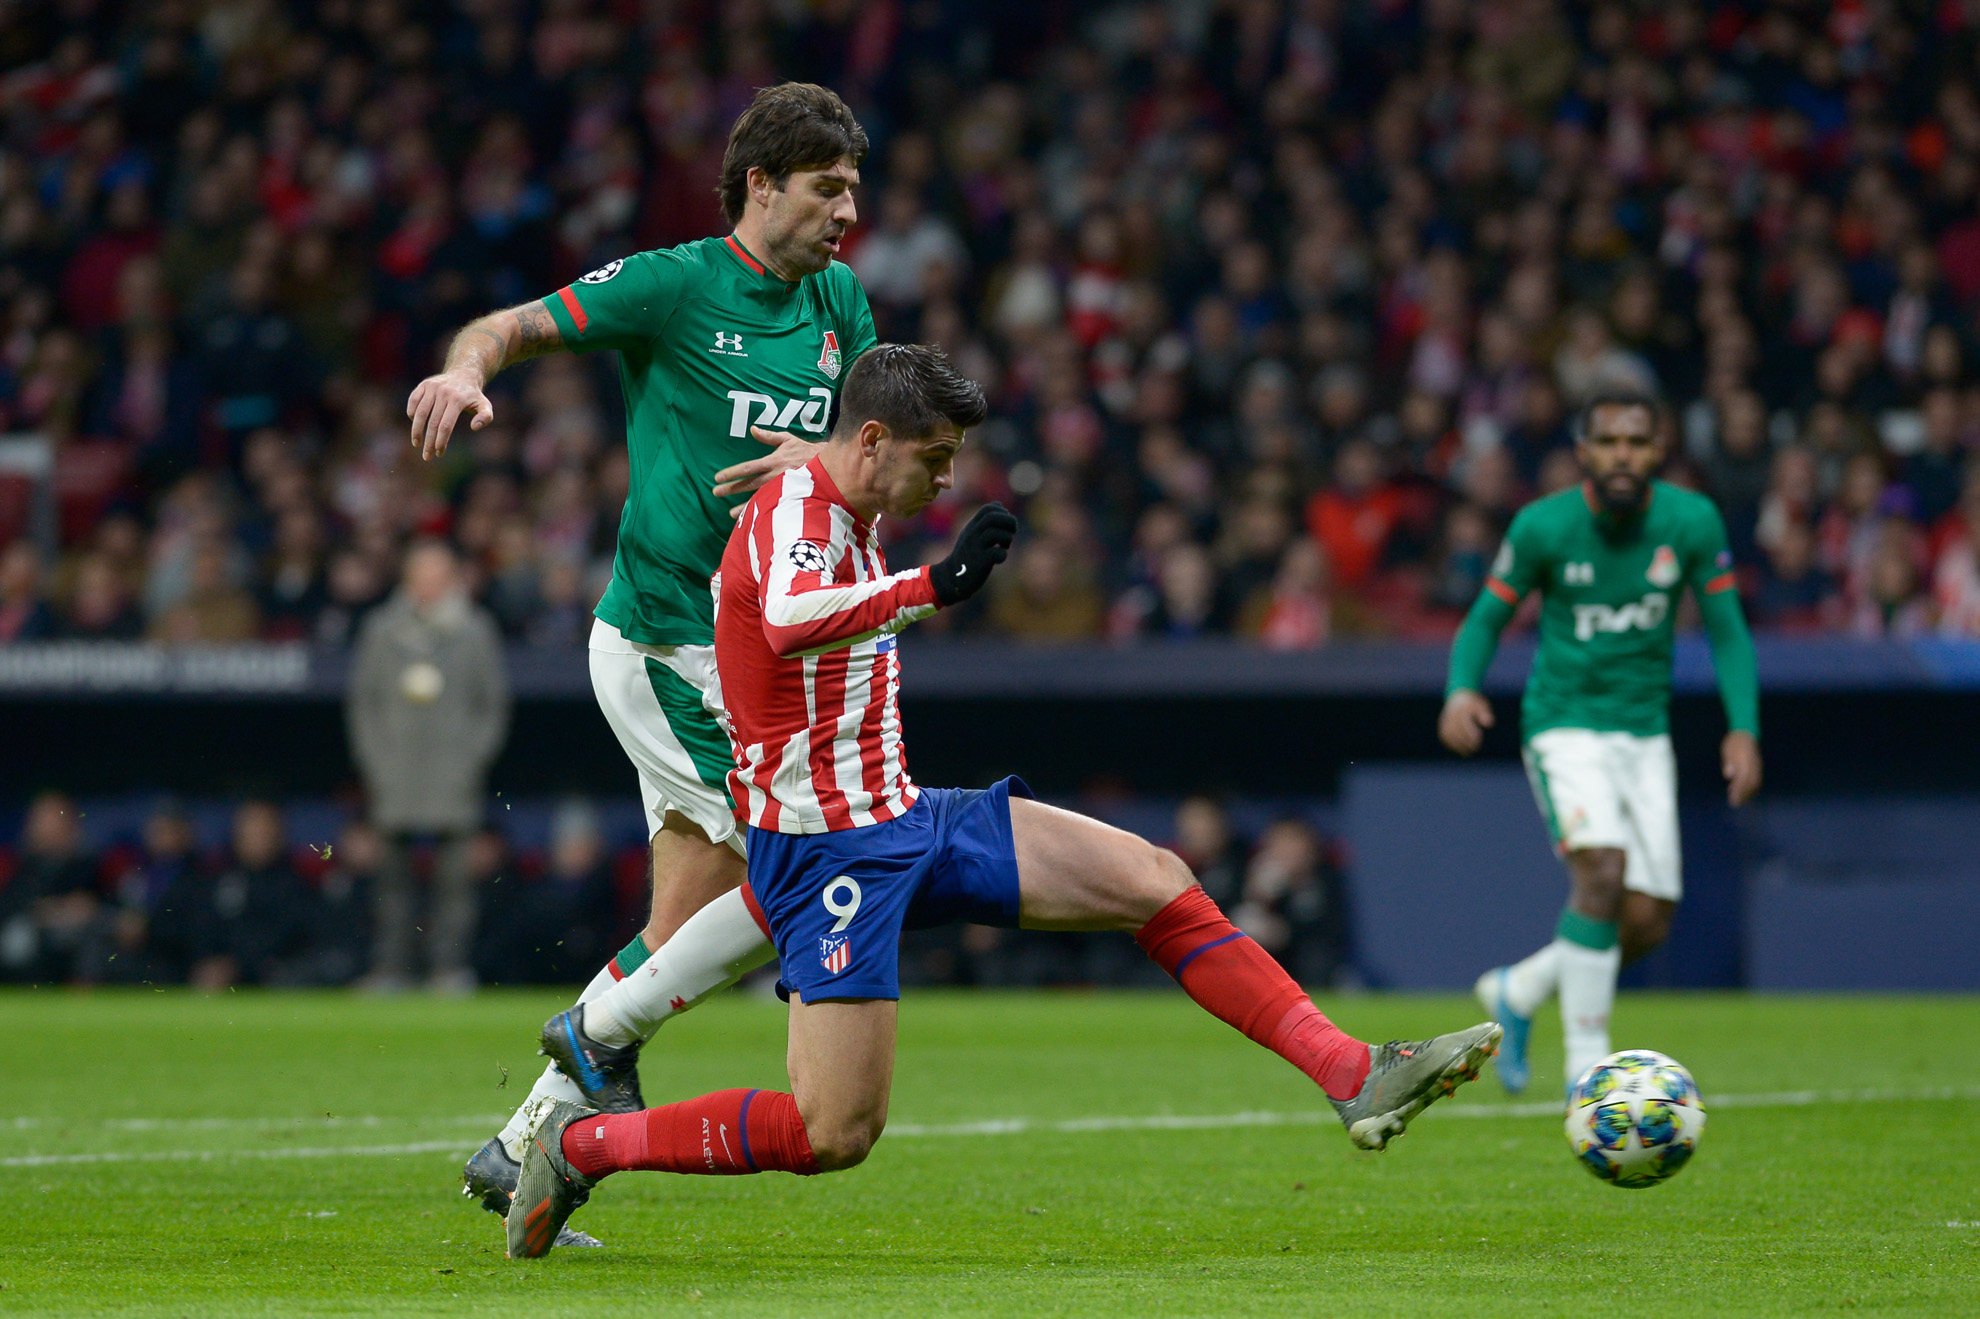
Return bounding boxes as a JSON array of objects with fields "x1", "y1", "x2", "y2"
[
  {"x1": 1521, "y1": 727, "x2": 1680, "y2": 901},
  {"x1": 589, "y1": 617, "x2": 744, "y2": 854}
]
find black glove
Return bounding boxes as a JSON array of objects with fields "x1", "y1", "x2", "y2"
[{"x1": 931, "y1": 502, "x2": 1018, "y2": 606}]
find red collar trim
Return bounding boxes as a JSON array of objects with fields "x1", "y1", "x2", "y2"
[{"x1": 724, "y1": 233, "x2": 766, "y2": 276}]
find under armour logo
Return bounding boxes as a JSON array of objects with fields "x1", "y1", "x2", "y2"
[{"x1": 714, "y1": 331, "x2": 744, "y2": 352}]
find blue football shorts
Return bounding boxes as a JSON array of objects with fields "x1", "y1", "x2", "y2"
[{"x1": 746, "y1": 776, "x2": 1032, "y2": 1002}]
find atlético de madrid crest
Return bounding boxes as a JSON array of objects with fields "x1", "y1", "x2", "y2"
[
  {"x1": 1647, "y1": 544, "x2": 1680, "y2": 588},
  {"x1": 818, "y1": 330, "x2": 842, "y2": 380},
  {"x1": 819, "y1": 934, "x2": 852, "y2": 976}
]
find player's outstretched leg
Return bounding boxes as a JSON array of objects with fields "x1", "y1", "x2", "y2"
[
  {"x1": 1013, "y1": 797, "x2": 1500, "y2": 1151},
  {"x1": 538, "y1": 886, "x2": 777, "y2": 1112},
  {"x1": 510, "y1": 996, "x2": 883, "y2": 1258}
]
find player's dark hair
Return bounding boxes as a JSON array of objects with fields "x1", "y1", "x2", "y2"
[
  {"x1": 836, "y1": 344, "x2": 989, "y2": 441},
  {"x1": 1575, "y1": 388, "x2": 1663, "y2": 442},
  {"x1": 718, "y1": 83, "x2": 868, "y2": 225}
]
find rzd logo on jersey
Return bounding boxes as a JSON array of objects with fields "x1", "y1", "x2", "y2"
[
  {"x1": 818, "y1": 330, "x2": 842, "y2": 380},
  {"x1": 1573, "y1": 592, "x2": 1669, "y2": 641},
  {"x1": 727, "y1": 387, "x2": 834, "y2": 436},
  {"x1": 819, "y1": 934, "x2": 852, "y2": 976}
]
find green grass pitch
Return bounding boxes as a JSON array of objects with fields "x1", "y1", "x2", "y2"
[{"x1": 3, "y1": 988, "x2": 1976, "y2": 1317}]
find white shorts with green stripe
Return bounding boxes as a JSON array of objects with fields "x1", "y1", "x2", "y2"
[
  {"x1": 1520, "y1": 728, "x2": 1680, "y2": 901},
  {"x1": 588, "y1": 617, "x2": 743, "y2": 855}
]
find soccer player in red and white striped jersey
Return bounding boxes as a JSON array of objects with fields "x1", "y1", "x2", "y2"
[
  {"x1": 717, "y1": 455, "x2": 933, "y2": 834},
  {"x1": 508, "y1": 346, "x2": 1502, "y2": 1259}
]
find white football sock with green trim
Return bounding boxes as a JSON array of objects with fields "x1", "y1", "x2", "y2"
[
  {"x1": 1502, "y1": 942, "x2": 1560, "y2": 1018},
  {"x1": 581, "y1": 887, "x2": 775, "y2": 1048}
]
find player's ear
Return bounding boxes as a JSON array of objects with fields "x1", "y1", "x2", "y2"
[
  {"x1": 746, "y1": 165, "x2": 777, "y2": 208},
  {"x1": 858, "y1": 419, "x2": 889, "y2": 455}
]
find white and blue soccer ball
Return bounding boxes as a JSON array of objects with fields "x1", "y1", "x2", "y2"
[{"x1": 1564, "y1": 1049, "x2": 1706, "y2": 1188}]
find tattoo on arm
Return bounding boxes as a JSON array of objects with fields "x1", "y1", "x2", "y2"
[
  {"x1": 512, "y1": 300, "x2": 563, "y2": 361},
  {"x1": 441, "y1": 300, "x2": 565, "y2": 384}
]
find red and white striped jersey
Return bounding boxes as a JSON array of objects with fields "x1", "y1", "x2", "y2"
[{"x1": 715, "y1": 458, "x2": 940, "y2": 834}]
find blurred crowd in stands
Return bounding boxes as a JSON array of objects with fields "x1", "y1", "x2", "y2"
[
  {"x1": 0, "y1": 789, "x2": 1348, "y2": 988},
  {"x1": 3, "y1": 0, "x2": 1980, "y2": 649}
]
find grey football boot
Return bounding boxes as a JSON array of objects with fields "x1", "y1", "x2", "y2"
[
  {"x1": 539, "y1": 1004, "x2": 646, "y2": 1113},
  {"x1": 463, "y1": 1133, "x2": 603, "y2": 1248},
  {"x1": 506, "y1": 1100, "x2": 601, "y2": 1260},
  {"x1": 1330, "y1": 1021, "x2": 1503, "y2": 1151}
]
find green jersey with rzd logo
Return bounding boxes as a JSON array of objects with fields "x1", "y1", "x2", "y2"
[
  {"x1": 1446, "y1": 480, "x2": 1761, "y2": 740},
  {"x1": 544, "y1": 234, "x2": 877, "y2": 646}
]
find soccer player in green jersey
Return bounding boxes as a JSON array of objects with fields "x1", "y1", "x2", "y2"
[
  {"x1": 403, "y1": 83, "x2": 878, "y2": 1234},
  {"x1": 1439, "y1": 391, "x2": 1763, "y2": 1097}
]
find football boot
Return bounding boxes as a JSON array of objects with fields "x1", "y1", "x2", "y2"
[
  {"x1": 538, "y1": 1005, "x2": 646, "y2": 1114},
  {"x1": 506, "y1": 1101, "x2": 600, "y2": 1260},
  {"x1": 462, "y1": 1134, "x2": 602, "y2": 1248},
  {"x1": 1473, "y1": 967, "x2": 1533, "y2": 1095},
  {"x1": 1330, "y1": 1022, "x2": 1503, "y2": 1151}
]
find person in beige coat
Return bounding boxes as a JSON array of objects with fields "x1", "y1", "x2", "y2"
[{"x1": 346, "y1": 540, "x2": 509, "y2": 992}]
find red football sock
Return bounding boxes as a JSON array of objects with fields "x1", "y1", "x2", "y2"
[
  {"x1": 562, "y1": 1088, "x2": 819, "y2": 1179},
  {"x1": 1136, "y1": 886, "x2": 1371, "y2": 1100}
]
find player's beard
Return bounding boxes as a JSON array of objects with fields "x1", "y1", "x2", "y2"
[
  {"x1": 1594, "y1": 472, "x2": 1649, "y2": 516},
  {"x1": 764, "y1": 219, "x2": 839, "y2": 278}
]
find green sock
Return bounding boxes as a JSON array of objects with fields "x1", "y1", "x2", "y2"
[
  {"x1": 613, "y1": 934, "x2": 656, "y2": 978},
  {"x1": 1555, "y1": 908, "x2": 1618, "y2": 951}
]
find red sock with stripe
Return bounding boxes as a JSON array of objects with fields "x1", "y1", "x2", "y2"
[
  {"x1": 1136, "y1": 886, "x2": 1371, "y2": 1101},
  {"x1": 561, "y1": 1088, "x2": 819, "y2": 1178}
]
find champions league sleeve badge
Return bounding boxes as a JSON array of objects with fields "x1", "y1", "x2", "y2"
[
  {"x1": 788, "y1": 540, "x2": 830, "y2": 574},
  {"x1": 579, "y1": 258, "x2": 624, "y2": 284}
]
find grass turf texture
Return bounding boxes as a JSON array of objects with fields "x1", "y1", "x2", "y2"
[{"x1": 2, "y1": 990, "x2": 1976, "y2": 1317}]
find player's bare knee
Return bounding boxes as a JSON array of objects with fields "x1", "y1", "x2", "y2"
[
  {"x1": 1621, "y1": 911, "x2": 1671, "y2": 960},
  {"x1": 804, "y1": 1117, "x2": 881, "y2": 1171},
  {"x1": 1126, "y1": 845, "x2": 1192, "y2": 925}
]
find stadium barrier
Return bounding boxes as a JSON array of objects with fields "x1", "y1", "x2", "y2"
[{"x1": 4, "y1": 635, "x2": 1980, "y2": 699}]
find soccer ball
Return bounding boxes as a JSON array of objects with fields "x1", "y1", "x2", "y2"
[{"x1": 1564, "y1": 1049, "x2": 1706, "y2": 1188}]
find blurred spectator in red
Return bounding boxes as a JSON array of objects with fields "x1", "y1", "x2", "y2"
[
  {"x1": 1251, "y1": 537, "x2": 1333, "y2": 650},
  {"x1": 1305, "y1": 438, "x2": 1398, "y2": 596}
]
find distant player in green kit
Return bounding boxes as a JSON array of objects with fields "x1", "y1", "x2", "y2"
[
  {"x1": 403, "y1": 83, "x2": 876, "y2": 1237},
  {"x1": 1439, "y1": 391, "x2": 1762, "y2": 1098}
]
